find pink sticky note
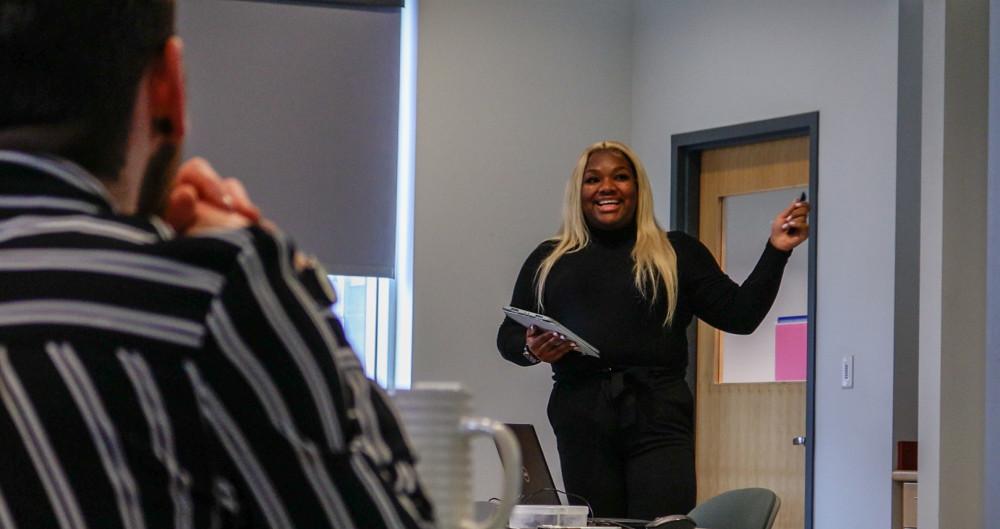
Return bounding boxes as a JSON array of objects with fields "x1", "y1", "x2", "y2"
[{"x1": 775, "y1": 316, "x2": 807, "y2": 381}]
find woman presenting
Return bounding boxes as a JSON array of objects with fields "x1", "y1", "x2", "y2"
[{"x1": 496, "y1": 140, "x2": 809, "y2": 519}]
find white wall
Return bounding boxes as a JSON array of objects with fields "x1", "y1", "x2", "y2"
[
  {"x1": 722, "y1": 188, "x2": 809, "y2": 384},
  {"x1": 412, "y1": 0, "x2": 634, "y2": 501},
  {"x1": 630, "y1": 2, "x2": 899, "y2": 528}
]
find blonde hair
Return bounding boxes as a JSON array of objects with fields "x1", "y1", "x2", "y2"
[{"x1": 535, "y1": 140, "x2": 679, "y2": 325}]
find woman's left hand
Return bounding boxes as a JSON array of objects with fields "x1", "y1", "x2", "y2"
[{"x1": 769, "y1": 197, "x2": 811, "y2": 251}]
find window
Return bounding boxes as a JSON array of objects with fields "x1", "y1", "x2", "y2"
[
  {"x1": 327, "y1": 0, "x2": 415, "y2": 391},
  {"x1": 328, "y1": 0, "x2": 416, "y2": 391},
  {"x1": 180, "y1": 0, "x2": 416, "y2": 390},
  {"x1": 328, "y1": 275, "x2": 396, "y2": 388}
]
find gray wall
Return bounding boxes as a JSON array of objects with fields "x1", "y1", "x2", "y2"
[
  {"x1": 919, "y1": 1, "x2": 987, "y2": 527},
  {"x1": 894, "y1": 2, "x2": 922, "y2": 527},
  {"x1": 894, "y1": 0, "x2": 922, "y2": 454},
  {"x1": 411, "y1": 0, "x2": 634, "y2": 501},
  {"x1": 630, "y1": 1, "x2": 899, "y2": 528},
  {"x1": 989, "y1": 0, "x2": 1000, "y2": 525},
  {"x1": 412, "y1": 1, "x2": 945, "y2": 525}
]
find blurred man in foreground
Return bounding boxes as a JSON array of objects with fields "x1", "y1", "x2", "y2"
[{"x1": 0, "y1": 1, "x2": 434, "y2": 527}]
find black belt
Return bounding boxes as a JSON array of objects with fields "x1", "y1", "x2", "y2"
[{"x1": 557, "y1": 367, "x2": 685, "y2": 429}]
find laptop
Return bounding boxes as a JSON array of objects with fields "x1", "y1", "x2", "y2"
[
  {"x1": 501, "y1": 423, "x2": 651, "y2": 529},
  {"x1": 502, "y1": 423, "x2": 562, "y2": 505}
]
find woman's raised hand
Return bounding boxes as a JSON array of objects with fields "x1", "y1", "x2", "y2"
[{"x1": 769, "y1": 197, "x2": 811, "y2": 251}]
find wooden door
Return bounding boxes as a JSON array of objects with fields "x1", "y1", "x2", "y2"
[{"x1": 695, "y1": 136, "x2": 808, "y2": 529}]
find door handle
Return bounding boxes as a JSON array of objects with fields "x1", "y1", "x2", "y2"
[{"x1": 792, "y1": 436, "x2": 807, "y2": 446}]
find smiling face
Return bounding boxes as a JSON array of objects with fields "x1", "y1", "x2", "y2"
[{"x1": 580, "y1": 149, "x2": 637, "y2": 231}]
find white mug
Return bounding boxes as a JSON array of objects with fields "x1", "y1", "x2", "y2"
[{"x1": 392, "y1": 382, "x2": 521, "y2": 529}]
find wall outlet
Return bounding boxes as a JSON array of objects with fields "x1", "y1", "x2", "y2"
[{"x1": 841, "y1": 355, "x2": 854, "y2": 389}]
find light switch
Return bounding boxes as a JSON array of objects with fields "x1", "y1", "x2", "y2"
[{"x1": 841, "y1": 355, "x2": 854, "y2": 389}]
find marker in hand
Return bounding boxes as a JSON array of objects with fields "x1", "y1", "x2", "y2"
[{"x1": 787, "y1": 191, "x2": 807, "y2": 236}]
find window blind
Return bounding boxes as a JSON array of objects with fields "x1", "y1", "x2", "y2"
[{"x1": 178, "y1": 0, "x2": 400, "y2": 277}]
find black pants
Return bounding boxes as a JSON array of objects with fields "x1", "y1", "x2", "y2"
[{"x1": 547, "y1": 369, "x2": 695, "y2": 519}]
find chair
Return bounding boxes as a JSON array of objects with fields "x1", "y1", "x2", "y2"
[{"x1": 687, "y1": 488, "x2": 781, "y2": 529}]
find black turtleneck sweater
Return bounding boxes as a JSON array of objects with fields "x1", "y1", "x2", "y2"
[{"x1": 497, "y1": 225, "x2": 791, "y2": 378}]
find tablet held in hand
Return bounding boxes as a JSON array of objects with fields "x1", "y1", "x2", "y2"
[{"x1": 502, "y1": 306, "x2": 600, "y2": 358}]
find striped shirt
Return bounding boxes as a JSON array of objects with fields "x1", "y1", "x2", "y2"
[{"x1": 0, "y1": 151, "x2": 435, "y2": 529}]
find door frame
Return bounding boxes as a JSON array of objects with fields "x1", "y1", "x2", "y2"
[{"x1": 670, "y1": 111, "x2": 818, "y2": 529}]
